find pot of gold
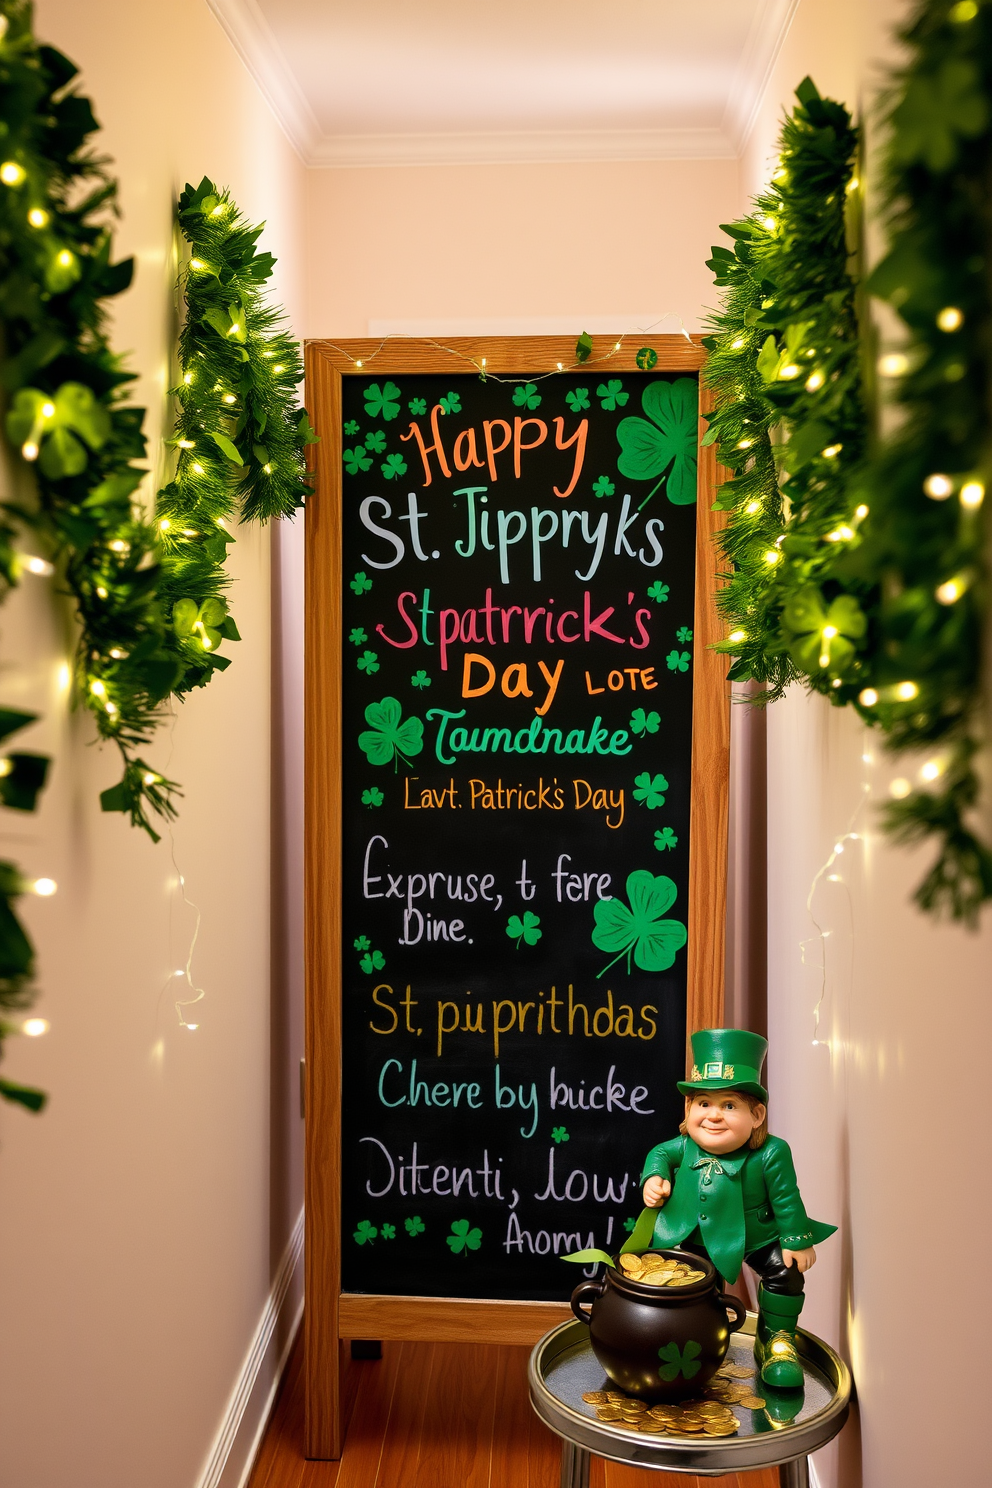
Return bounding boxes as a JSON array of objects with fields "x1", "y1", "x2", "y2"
[{"x1": 569, "y1": 1249, "x2": 747, "y2": 1401}]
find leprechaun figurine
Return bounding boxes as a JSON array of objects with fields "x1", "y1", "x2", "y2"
[{"x1": 640, "y1": 1028, "x2": 835, "y2": 1390}]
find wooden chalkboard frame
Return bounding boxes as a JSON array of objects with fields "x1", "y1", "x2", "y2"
[{"x1": 303, "y1": 336, "x2": 729, "y2": 1458}]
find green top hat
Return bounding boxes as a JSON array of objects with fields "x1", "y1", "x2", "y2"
[{"x1": 677, "y1": 1028, "x2": 768, "y2": 1101}]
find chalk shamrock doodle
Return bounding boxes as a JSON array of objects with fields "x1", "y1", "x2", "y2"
[
  {"x1": 667, "y1": 649, "x2": 691, "y2": 673},
  {"x1": 360, "y1": 948, "x2": 386, "y2": 973},
  {"x1": 381, "y1": 453, "x2": 408, "y2": 480},
  {"x1": 357, "y1": 650, "x2": 379, "y2": 674},
  {"x1": 566, "y1": 388, "x2": 590, "y2": 412},
  {"x1": 408, "y1": 397, "x2": 427, "y2": 415},
  {"x1": 592, "y1": 475, "x2": 615, "y2": 498},
  {"x1": 381, "y1": 1223, "x2": 396, "y2": 1240},
  {"x1": 361, "y1": 787, "x2": 384, "y2": 808},
  {"x1": 353, "y1": 1221, "x2": 377, "y2": 1246},
  {"x1": 411, "y1": 669, "x2": 431, "y2": 689},
  {"x1": 591, "y1": 870, "x2": 688, "y2": 976},
  {"x1": 447, "y1": 1219, "x2": 482, "y2": 1255},
  {"x1": 343, "y1": 445, "x2": 372, "y2": 475},
  {"x1": 647, "y1": 581, "x2": 670, "y2": 603},
  {"x1": 344, "y1": 419, "x2": 360, "y2": 436},
  {"x1": 363, "y1": 381, "x2": 401, "y2": 420},
  {"x1": 364, "y1": 430, "x2": 387, "y2": 453},
  {"x1": 349, "y1": 627, "x2": 368, "y2": 646},
  {"x1": 358, "y1": 697, "x2": 424, "y2": 769},
  {"x1": 439, "y1": 390, "x2": 462, "y2": 414},
  {"x1": 597, "y1": 379, "x2": 628, "y2": 410},
  {"x1": 654, "y1": 826, "x2": 678, "y2": 851},
  {"x1": 630, "y1": 708, "x2": 660, "y2": 736},
  {"x1": 350, "y1": 571, "x2": 372, "y2": 595},
  {"x1": 405, "y1": 1215, "x2": 425, "y2": 1237},
  {"x1": 512, "y1": 383, "x2": 542, "y2": 410},
  {"x1": 623, "y1": 1217, "x2": 637, "y2": 1233},
  {"x1": 552, "y1": 1126, "x2": 570, "y2": 1144},
  {"x1": 616, "y1": 377, "x2": 698, "y2": 508},
  {"x1": 676, "y1": 626, "x2": 693, "y2": 643},
  {"x1": 353, "y1": 936, "x2": 370, "y2": 951},
  {"x1": 633, "y1": 771, "x2": 668, "y2": 808},
  {"x1": 506, "y1": 911, "x2": 542, "y2": 947},
  {"x1": 658, "y1": 1340, "x2": 702, "y2": 1382}
]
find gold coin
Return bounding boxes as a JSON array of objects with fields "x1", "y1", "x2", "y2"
[
  {"x1": 596, "y1": 1405, "x2": 623, "y2": 1420},
  {"x1": 641, "y1": 1253, "x2": 665, "y2": 1270},
  {"x1": 740, "y1": 1395, "x2": 767, "y2": 1408},
  {"x1": 582, "y1": 1391, "x2": 608, "y2": 1404},
  {"x1": 622, "y1": 1400, "x2": 648, "y2": 1413},
  {"x1": 684, "y1": 1270, "x2": 707, "y2": 1281},
  {"x1": 606, "y1": 1392, "x2": 626, "y2": 1403},
  {"x1": 641, "y1": 1273, "x2": 670, "y2": 1286},
  {"x1": 678, "y1": 1421, "x2": 704, "y2": 1432},
  {"x1": 703, "y1": 1421, "x2": 739, "y2": 1436},
  {"x1": 638, "y1": 1419, "x2": 666, "y2": 1433},
  {"x1": 619, "y1": 1253, "x2": 643, "y2": 1272}
]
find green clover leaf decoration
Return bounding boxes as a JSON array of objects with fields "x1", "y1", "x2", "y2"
[
  {"x1": 633, "y1": 772, "x2": 668, "y2": 809},
  {"x1": 439, "y1": 391, "x2": 462, "y2": 414},
  {"x1": 647, "y1": 581, "x2": 670, "y2": 603},
  {"x1": 364, "y1": 430, "x2": 387, "y2": 453},
  {"x1": 381, "y1": 453, "x2": 408, "y2": 480},
  {"x1": 591, "y1": 870, "x2": 687, "y2": 976},
  {"x1": 512, "y1": 383, "x2": 542, "y2": 410},
  {"x1": 361, "y1": 787, "x2": 384, "y2": 808},
  {"x1": 7, "y1": 382, "x2": 111, "y2": 479},
  {"x1": 358, "y1": 696, "x2": 424, "y2": 768},
  {"x1": 616, "y1": 377, "x2": 698, "y2": 508},
  {"x1": 447, "y1": 1219, "x2": 482, "y2": 1255},
  {"x1": 351, "y1": 571, "x2": 372, "y2": 595},
  {"x1": 623, "y1": 1217, "x2": 637, "y2": 1233},
  {"x1": 575, "y1": 332, "x2": 594, "y2": 363},
  {"x1": 676, "y1": 626, "x2": 693, "y2": 643},
  {"x1": 353, "y1": 1220, "x2": 377, "y2": 1246},
  {"x1": 357, "y1": 650, "x2": 380, "y2": 674},
  {"x1": 781, "y1": 587, "x2": 866, "y2": 676},
  {"x1": 344, "y1": 419, "x2": 360, "y2": 436},
  {"x1": 667, "y1": 649, "x2": 691, "y2": 673},
  {"x1": 506, "y1": 911, "x2": 542, "y2": 947},
  {"x1": 654, "y1": 827, "x2": 678, "y2": 852},
  {"x1": 354, "y1": 935, "x2": 371, "y2": 951},
  {"x1": 592, "y1": 475, "x2": 615, "y2": 498},
  {"x1": 349, "y1": 627, "x2": 368, "y2": 646},
  {"x1": 552, "y1": 1126, "x2": 570, "y2": 1144},
  {"x1": 890, "y1": 58, "x2": 989, "y2": 172},
  {"x1": 658, "y1": 1340, "x2": 702, "y2": 1382},
  {"x1": 405, "y1": 1215, "x2": 425, "y2": 1236},
  {"x1": 566, "y1": 388, "x2": 590, "y2": 412},
  {"x1": 360, "y1": 949, "x2": 386, "y2": 973},
  {"x1": 597, "y1": 380, "x2": 629, "y2": 411},
  {"x1": 343, "y1": 445, "x2": 373, "y2": 475},
  {"x1": 630, "y1": 708, "x2": 660, "y2": 737},
  {"x1": 636, "y1": 346, "x2": 658, "y2": 370},
  {"x1": 408, "y1": 397, "x2": 427, "y2": 415},
  {"x1": 381, "y1": 1223, "x2": 396, "y2": 1240},
  {"x1": 364, "y1": 381, "x2": 401, "y2": 421},
  {"x1": 411, "y1": 669, "x2": 431, "y2": 689}
]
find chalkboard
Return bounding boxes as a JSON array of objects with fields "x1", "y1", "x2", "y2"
[{"x1": 303, "y1": 337, "x2": 728, "y2": 1458}]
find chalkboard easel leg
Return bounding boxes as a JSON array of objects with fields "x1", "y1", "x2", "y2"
[
  {"x1": 560, "y1": 1440, "x2": 591, "y2": 1488},
  {"x1": 779, "y1": 1455, "x2": 811, "y2": 1488}
]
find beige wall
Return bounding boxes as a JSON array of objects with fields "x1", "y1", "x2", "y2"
[{"x1": 0, "y1": 4, "x2": 306, "y2": 1487}]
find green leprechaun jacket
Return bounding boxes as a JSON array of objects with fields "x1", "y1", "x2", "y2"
[{"x1": 640, "y1": 1134, "x2": 836, "y2": 1283}]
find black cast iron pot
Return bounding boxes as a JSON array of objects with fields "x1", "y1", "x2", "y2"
[{"x1": 570, "y1": 1248, "x2": 748, "y2": 1401}]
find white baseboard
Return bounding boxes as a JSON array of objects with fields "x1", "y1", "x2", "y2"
[{"x1": 194, "y1": 1206, "x2": 305, "y2": 1488}]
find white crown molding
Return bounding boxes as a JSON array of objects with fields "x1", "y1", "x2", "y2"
[
  {"x1": 205, "y1": 0, "x2": 321, "y2": 162},
  {"x1": 193, "y1": 1206, "x2": 305, "y2": 1488},
  {"x1": 309, "y1": 127, "x2": 735, "y2": 169},
  {"x1": 722, "y1": 0, "x2": 803, "y2": 151}
]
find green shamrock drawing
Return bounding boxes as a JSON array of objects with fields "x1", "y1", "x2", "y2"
[
  {"x1": 623, "y1": 1217, "x2": 637, "y2": 1233},
  {"x1": 344, "y1": 419, "x2": 360, "y2": 436},
  {"x1": 667, "y1": 649, "x2": 691, "y2": 673},
  {"x1": 592, "y1": 475, "x2": 615, "y2": 498},
  {"x1": 890, "y1": 57, "x2": 988, "y2": 172},
  {"x1": 353, "y1": 1220, "x2": 377, "y2": 1246},
  {"x1": 633, "y1": 771, "x2": 668, "y2": 809},
  {"x1": 364, "y1": 381, "x2": 401, "y2": 421},
  {"x1": 592, "y1": 870, "x2": 688, "y2": 976},
  {"x1": 349, "y1": 627, "x2": 368, "y2": 646},
  {"x1": 566, "y1": 387, "x2": 590, "y2": 411},
  {"x1": 506, "y1": 911, "x2": 542, "y2": 947},
  {"x1": 512, "y1": 383, "x2": 542, "y2": 410},
  {"x1": 552, "y1": 1126, "x2": 570, "y2": 1144},
  {"x1": 654, "y1": 827, "x2": 679, "y2": 852},
  {"x1": 411, "y1": 669, "x2": 431, "y2": 689},
  {"x1": 354, "y1": 935, "x2": 371, "y2": 951},
  {"x1": 360, "y1": 949, "x2": 386, "y2": 974},
  {"x1": 343, "y1": 445, "x2": 373, "y2": 475},
  {"x1": 364, "y1": 430, "x2": 387, "y2": 453},
  {"x1": 358, "y1": 696, "x2": 424, "y2": 768},
  {"x1": 636, "y1": 346, "x2": 658, "y2": 370},
  {"x1": 630, "y1": 708, "x2": 660, "y2": 737},
  {"x1": 597, "y1": 379, "x2": 629, "y2": 411},
  {"x1": 617, "y1": 377, "x2": 698, "y2": 508},
  {"x1": 361, "y1": 787, "x2": 384, "y2": 808},
  {"x1": 447, "y1": 1219, "x2": 482, "y2": 1255},
  {"x1": 381, "y1": 1223, "x2": 396, "y2": 1240},
  {"x1": 381, "y1": 453, "x2": 408, "y2": 480},
  {"x1": 781, "y1": 587, "x2": 866, "y2": 675},
  {"x1": 658, "y1": 1340, "x2": 702, "y2": 1382},
  {"x1": 676, "y1": 626, "x2": 693, "y2": 643},
  {"x1": 408, "y1": 397, "x2": 427, "y2": 415},
  {"x1": 351, "y1": 571, "x2": 372, "y2": 595},
  {"x1": 647, "y1": 581, "x2": 670, "y2": 603},
  {"x1": 405, "y1": 1215, "x2": 425, "y2": 1236},
  {"x1": 357, "y1": 650, "x2": 380, "y2": 674},
  {"x1": 439, "y1": 391, "x2": 462, "y2": 414}
]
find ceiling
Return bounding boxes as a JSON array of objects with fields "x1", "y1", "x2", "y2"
[{"x1": 207, "y1": 0, "x2": 800, "y2": 166}]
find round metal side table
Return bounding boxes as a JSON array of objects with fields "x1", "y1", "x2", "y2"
[{"x1": 529, "y1": 1313, "x2": 851, "y2": 1487}]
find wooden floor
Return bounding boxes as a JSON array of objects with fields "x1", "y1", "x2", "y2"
[{"x1": 247, "y1": 1326, "x2": 782, "y2": 1488}]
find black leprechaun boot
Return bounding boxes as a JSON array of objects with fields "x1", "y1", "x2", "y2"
[{"x1": 754, "y1": 1286, "x2": 804, "y2": 1390}]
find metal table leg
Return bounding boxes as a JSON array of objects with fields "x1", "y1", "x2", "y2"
[
  {"x1": 560, "y1": 1439, "x2": 591, "y2": 1488},
  {"x1": 780, "y1": 1456, "x2": 811, "y2": 1488}
]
